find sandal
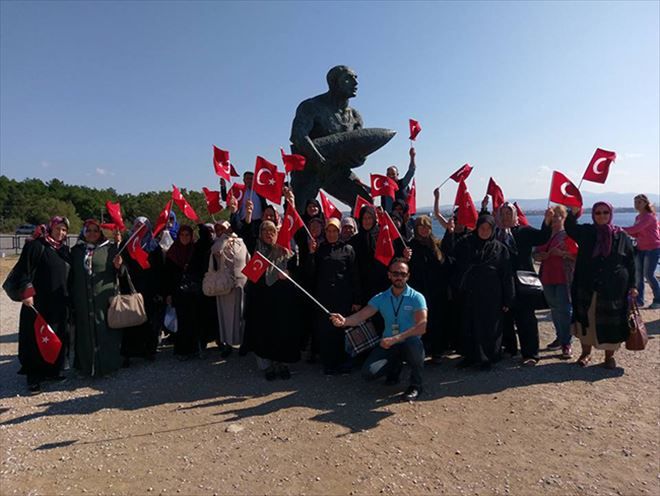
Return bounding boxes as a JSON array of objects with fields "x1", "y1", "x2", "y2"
[
  {"x1": 577, "y1": 354, "x2": 591, "y2": 367},
  {"x1": 603, "y1": 356, "x2": 616, "y2": 370}
]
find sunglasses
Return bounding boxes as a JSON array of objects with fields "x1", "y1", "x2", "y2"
[
  {"x1": 389, "y1": 271, "x2": 409, "y2": 278},
  {"x1": 594, "y1": 211, "x2": 610, "y2": 216}
]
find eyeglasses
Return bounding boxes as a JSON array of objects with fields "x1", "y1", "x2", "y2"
[
  {"x1": 593, "y1": 211, "x2": 610, "y2": 216},
  {"x1": 389, "y1": 271, "x2": 409, "y2": 278}
]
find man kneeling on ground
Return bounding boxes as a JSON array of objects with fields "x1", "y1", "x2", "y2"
[{"x1": 329, "y1": 258, "x2": 427, "y2": 401}]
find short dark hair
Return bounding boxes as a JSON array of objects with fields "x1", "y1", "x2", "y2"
[{"x1": 388, "y1": 257, "x2": 409, "y2": 273}]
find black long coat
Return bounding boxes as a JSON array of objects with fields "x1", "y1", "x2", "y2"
[{"x1": 14, "y1": 239, "x2": 71, "y2": 379}]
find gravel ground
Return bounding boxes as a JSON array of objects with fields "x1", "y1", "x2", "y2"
[{"x1": 1, "y1": 256, "x2": 658, "y2": 496}]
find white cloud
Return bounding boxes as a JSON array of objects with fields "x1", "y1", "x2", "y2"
[{"x1": 95, "y1": 167, "x2": 115, "y2": 176}]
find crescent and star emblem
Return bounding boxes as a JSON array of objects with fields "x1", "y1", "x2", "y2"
[
  {"x1": 256, "y1": 168, "x2": 271, "y2": 186},
  {"x1": 253, "y1": 260, "x2": 264, "y2": 271},
  {"x1": 286, "y1": 215, "x2": 295, "y2": 231},
  {"x1": 560, "y1": 182, "x2": 575, "y2": 198},
  {"x1": 373, "y1": 177, "x2": 383, "y2": 190}
]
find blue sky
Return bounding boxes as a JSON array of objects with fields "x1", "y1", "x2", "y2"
[{"x1": 1, "y1": 1, "x2": 658, "y2": 207}]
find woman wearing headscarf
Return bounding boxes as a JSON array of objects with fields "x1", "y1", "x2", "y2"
[
  {"x1": 453, "y1": 215, "x2": 514, "y2": 370},
  {"x1": 188, "y1": 224, "x2": 220, "y2": 349},
  {"x1": 119, "y1": 216, "x2": 164, "y2": 365},
  {"x1": 349, "y1": 206, "x2": 390, "y2": 306},
  {"x1": 622, "y1": 194, "x2": 660, "y2": 309},
  {"x1": 565, "y1": 203, "x2": 636, "y2": 369},
  {"x1": 9, "y1": 216, "x2": 71, "y2": 393},
  {"x1": 163, "y1": 225, "x2": 197, "y2": 358},
  {"x1": 70, "y1": 219, "x2": 123, "y2": 376},
  {"x1": 242, "y1": 221, "x2": 302, "y2": 380},
  {"x1": 212, "y1": 221, "x2": 249, "y2": 357},
  {"x1": 166, "y1": 211, "x2": 180, "y2": 240},
  {"x1": 494, "y1": 202, "x2": 553, "y2": 366},
  {"x1": 306, "y1": 217, "x2": 361, "y2": 375},
  {"x1": 407, "y1": 215, "x2": 450, "y2": 362}
]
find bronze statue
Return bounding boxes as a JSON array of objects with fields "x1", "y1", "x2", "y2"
[{"x1": 289, "y1": 65, "x2": 395, "y2": 211}]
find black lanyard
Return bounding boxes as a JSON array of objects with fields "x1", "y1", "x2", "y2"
[{"x1": 390, "y1": 293, "x2": 405, "y2": 323}]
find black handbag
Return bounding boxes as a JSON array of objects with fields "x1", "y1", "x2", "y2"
[{"x1": 514, "y1": 270, "x2": 548, "y2": 310}]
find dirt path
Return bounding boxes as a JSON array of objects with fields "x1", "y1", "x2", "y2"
[{"x1": 1, "y1": 256, "x2": 658, "y2": 495}]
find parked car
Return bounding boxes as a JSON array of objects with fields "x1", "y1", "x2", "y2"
[{"x1": 15, "y1": 224, "x2": 36, "y2": 235}]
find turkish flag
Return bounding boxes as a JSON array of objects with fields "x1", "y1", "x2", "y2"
[
  {"x1": 280, "y1": 148, "x2": 306, "y2": 173},
  {"x1": 230, "y1": 163, "x2": 239, "y2": 177},
  {"x1": 33, "y1": 312, "x2": 62, "y2": 364},
  {"x1": 455, "y1": 181, "x2": 478, "y2": 230},
  {"x1": 202, "y1": 187, "x2": 223, "y2": 215},
  {"x1": 213, "y1": 145, "x2": 231, "y2": 181},
  {"x1": 374, "y1": 218, "x2": 395, "y2": 266},
  {"x1": 172, "y1": 185, "x2": 200, "y2": 222},
  {"x1": 353, "y1": 195, "x2": 374, "y2": 218},
  {"x1": 409, "y1": 119, "x2": 422, "y2": 141},
  {"x1": 377, "y1": 209, "x2": 401, "y2": 241},
  {"x1": 449, "y1": 163, "x2": 473, "y2": 183},
  {"x1": 407, "y1": 179, "x2": 417, "y2": 215},
  {"x1": 487, "y1": 177, "x2": 505, "y2": 211},
  {"x1": 152, "y1": 200, "x2": 173, "y2": 237},
  {"x1": 582, "y1": 148, "x2": 616, "y2": 184},
  {"x1": 370, "y1": 174, "x2": 399, "y2": 199},
  {"x1": 276, "y1": 201, "x2": 305, "y2": 250},
  {"x1": 549, "y1": 171, "x2": 583, "y2": 208},
  {"x1": 253, "y1": 156, "x2": 285, "y2": 204},
  {"x1": 127, "y1": 225, "x2": 151, "y2": 269},
  {"x1": 104, "y1": 201, "x2": 126, "y2": 231},
  {"x1": 241, "y1": 250, "x2": 270, "y2": 283},
  {"x1": 227, "y1": 183, "x2": 246, "y2": 206},
  {"x1": 514, "y1": 202, "x2": 529, "y2": 226},
  {"x1": 319, "y1": 190, "x2": 342, "y2": 220}
]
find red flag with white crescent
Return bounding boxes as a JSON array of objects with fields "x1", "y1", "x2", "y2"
[
  {"x1": 319, "y1": 190, "x2": 342, "y2": 220},
  {"x1": 487, "y1": 177, "x2": 505, "y2": 211},
  {"x1": 549, "y1": 171, "x2": 583, "y2": 208},
  {"x1": 202, "y1": 187, "x2": 223, "y2": 215},
  {"x1": 406, "y1": 179, "x2": 417, "y2": 215},
  {"x1": 213, "y1": 145, "x2": 231, "y2": 181},
  {"x1": 253, "y1": 156, "x2": 285, "y2": 204},
  {"x1": 449, "y1": 163, "x2": 473, "y2": 183},
  {"x1": 514, "y1": 202, "x2": 529, "y2": 226},
  {"x1": 455, "y1": 180, "x2": 478, "y2": 230},
  {"x1": 376, "y1": 209, "x2": 401, "y2": 241},
  {"x1": 127, "y1": 224, "x2": 151, "y2": 269},
  {"x1": 241, "y1": 250, "x2": 270, "y2": 283},
  {"x1": 409, "y1": 119, "x2": 422, "y2": 141},
  {"x1": 276, "y1": 201, "x2": 304, "y2": 250},
  {"x1": 33, "y1": 312, "x2": 62, "y2": 365},
  {"x1": 582, "y1": 148, "x2": 616, "y2": 184},
  {"x1": 152, "y1": 200, "x2": 173, "y2": 237},
  {"x1": 280, "y1": 148, "x2": 306, "y2": 173},
  {"x1": 227, "y1": 183, "x2": 246, "y2": 207},
  {"x1": 172, "y1": 185, "x2": 200, "y2": 222},
  {"x1": 374, "y1": 217, "x2": 395, "y2": 266},
  {"x1": 370, "y1": 174, "x2": 399, "y2": 199},
  {"x1": 353, "y1": 195, "x2": 374, "y2": 218}
]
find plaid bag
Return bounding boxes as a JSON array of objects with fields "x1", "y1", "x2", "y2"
[{"x1": 344, "y1": 320, "x2": 380, "y2": 357}]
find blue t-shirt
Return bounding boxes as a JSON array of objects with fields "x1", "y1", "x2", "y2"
[{"x1": 368, "y1": 285, "x2": 427, "y2": 338}]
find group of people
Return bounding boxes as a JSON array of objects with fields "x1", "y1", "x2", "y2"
[{"x1": 7, "y1": 156, "x2": 659, "y2": 400}]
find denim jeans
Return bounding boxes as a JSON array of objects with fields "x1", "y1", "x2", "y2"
[
  {"x1": 362, "y1": 337, "x2": 425, "y2": 388},
  {"x1": 542, "y1": 284, "x2": 573, "y2": 346},
  {"x1": 635, "y1": 248, "x2": 660, "y2": 305}
]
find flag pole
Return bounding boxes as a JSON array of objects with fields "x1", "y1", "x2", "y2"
[
  {"x1": 438, "y1": 177, "x2": 451, "y2": 189},
  {"x1": 115, "y1": 224, "x2": 146, "y2": 257},
  {"x1": 263, "y1": 257, "x2": 330, "y2": 315}
]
